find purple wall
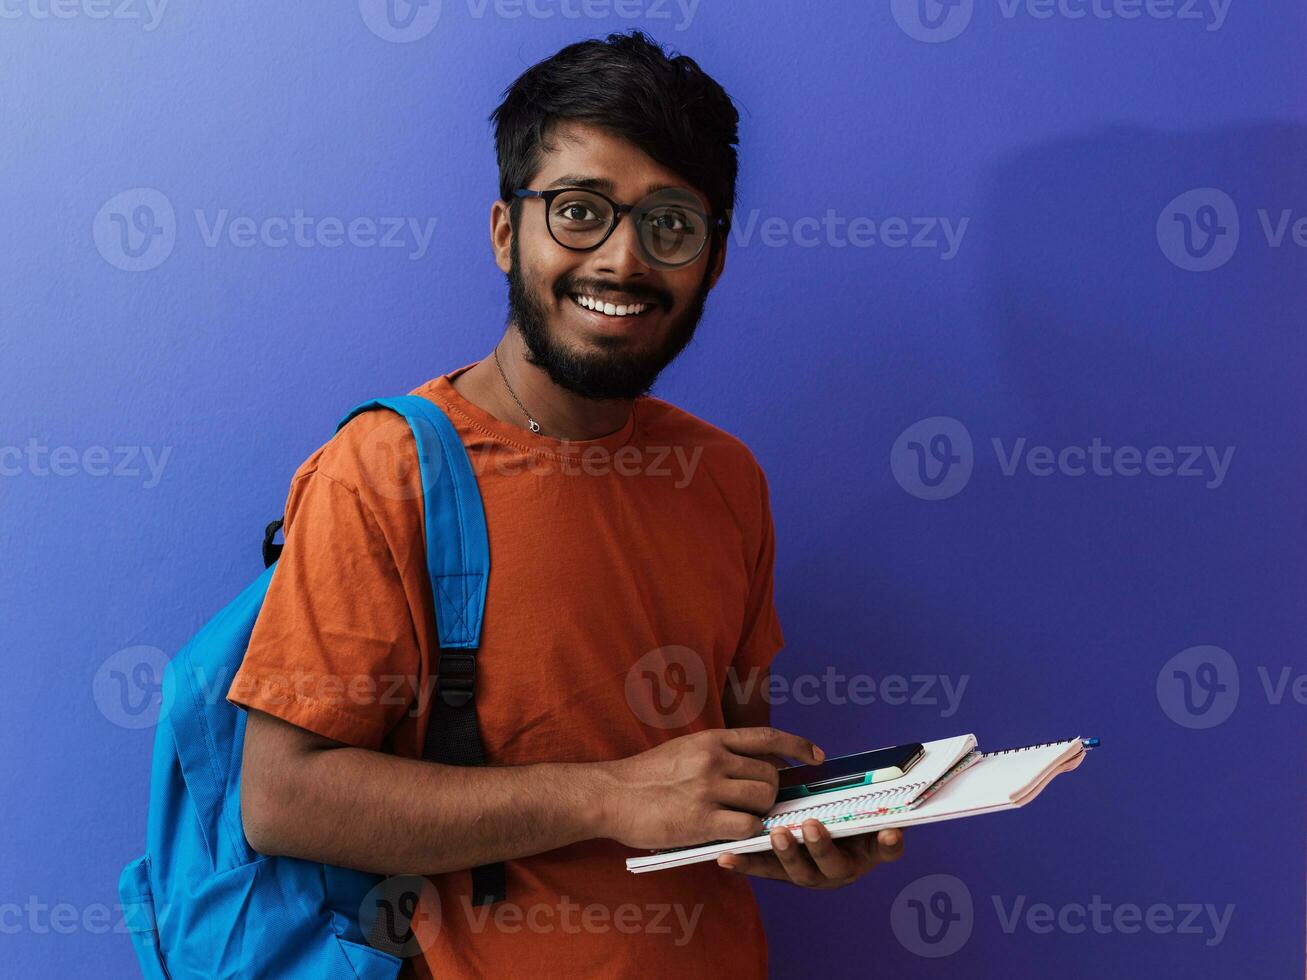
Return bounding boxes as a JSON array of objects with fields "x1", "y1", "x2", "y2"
[{"x1": 3, "y1": 2, "x2": 1304, "y2": 976}]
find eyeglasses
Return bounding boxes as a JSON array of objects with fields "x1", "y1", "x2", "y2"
[{"x1": 512, "y1": 185, "x2": 724, "y2": 269}]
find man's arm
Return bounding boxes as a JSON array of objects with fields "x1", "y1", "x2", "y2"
[{"x1": 240, "y1": 707, "x2": 823, "y2": 875}]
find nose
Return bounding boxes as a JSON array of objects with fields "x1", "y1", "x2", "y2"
[{"x1": 592, "y1": 211, "x2": 650, "y2": 279}]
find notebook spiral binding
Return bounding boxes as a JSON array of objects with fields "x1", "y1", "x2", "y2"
[
  {"x1": 985, "y1": 737, "x2": 1080, "y2": 758},
  {"x1": 761, "y1": 778, "x2": 929, "y2": 831}
]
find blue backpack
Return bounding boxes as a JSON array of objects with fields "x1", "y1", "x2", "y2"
[{"x1": 118, "y1": 396, "x2": 504, "y2": 979}]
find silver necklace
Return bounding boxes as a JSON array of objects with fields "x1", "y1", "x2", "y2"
[{"x1": 493, "y1": 346, "x2": 541, "y2": 434}]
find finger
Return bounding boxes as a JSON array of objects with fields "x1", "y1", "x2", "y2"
[
  {"x1": 767, "y1": 826, "x2": 823, "y2": 887},
  {"x1": 716, "y1": 851, "x2": 791, "y2": 881},
  {"x1": 799, "y1": 820, "x2": 857, "y2": 880},
  {"x1": 719, "y1": 726, "x2": 824, "y2": 766},
  {"x1": 711, "y1": 777, "x2": 778, "y2": 816},
  {"x1": 875, "y1": 827, "x2": 905, "y2": 863},
  {"x1": 720, "y1": 752, "x2": 783, "y2": 789},
  {"x1": 707, "y1": 809, "x2": 765, "y2": 842}
]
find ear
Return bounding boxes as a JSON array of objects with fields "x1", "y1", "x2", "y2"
[{"x1": 491, "y1": 198, "x2": 513, "y2": 275}]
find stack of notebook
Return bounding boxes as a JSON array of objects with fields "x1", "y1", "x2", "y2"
[{"x1": 626, "y1": 734, "x2": 1090, "y2": 873}]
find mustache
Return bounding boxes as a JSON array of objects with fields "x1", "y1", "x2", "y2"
[{"x1": 556, "y1": 278, "x2": 671, "y2": 310}]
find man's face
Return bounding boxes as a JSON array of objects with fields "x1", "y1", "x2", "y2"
[{"x1": 493, "y1": 120, "x2": 726, "y2": 401}]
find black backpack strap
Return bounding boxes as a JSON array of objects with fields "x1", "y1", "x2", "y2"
[
  {"x1": 422, "y1": 649, "x2": 506, "y2": 906},
  {"x1": 262, "y1": 518, "x2": 285, "y2": 568}
]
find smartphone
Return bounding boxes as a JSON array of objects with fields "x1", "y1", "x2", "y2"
[{"x1": 774, "y1": 743, "x2": 925, "y2": 803}]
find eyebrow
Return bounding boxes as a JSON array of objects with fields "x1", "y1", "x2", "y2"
[{"x1": 543, "y1": 174, "x2": 696, "y2": 199}]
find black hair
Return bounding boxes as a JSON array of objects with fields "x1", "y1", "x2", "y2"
[{"x1": 489, "y1": 30, "x2": 740, "y2": 242}]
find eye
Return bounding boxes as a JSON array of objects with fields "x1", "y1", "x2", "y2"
[
  {"x1": 645, "y1": 208, "x2": 694, "y2": 233},
  {"x1": 551, "y1": 193, "x2": 610, "y2": 226},
  {"x1": 557, "y1": 203, "x2": 600, "y2": 222}
]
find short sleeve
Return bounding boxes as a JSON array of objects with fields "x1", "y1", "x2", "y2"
[
  {"x1": 227, "y1": 466, "x2": 424, "y2": 750},
  {"x1": 731, "y1": 462, "x2": 785, "y2": 674}
]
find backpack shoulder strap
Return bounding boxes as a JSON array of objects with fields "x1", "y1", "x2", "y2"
[
  {"x1": 335, "y1": 396, "x2": 488, "y2": 650},
  {"x1": 334, "y1": 395, "x2": 505, "y2": 906}
]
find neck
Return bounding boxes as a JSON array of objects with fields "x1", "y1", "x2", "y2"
[{"x1": 453, "y1": 329, "x2": 634, "y2": 442}]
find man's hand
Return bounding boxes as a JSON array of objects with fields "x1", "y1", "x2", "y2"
[
  {"x1": 596, "y1": 727, "x2": 824, "y2": 850},
  {"x1": 716, "y1": 822, "x2": 904, "y2": 889}
]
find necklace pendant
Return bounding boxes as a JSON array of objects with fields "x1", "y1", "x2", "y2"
[{"x1": 528, "y1": 419, "x2": 541, "y2": 433}]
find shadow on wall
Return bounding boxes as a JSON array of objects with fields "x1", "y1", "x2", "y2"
[{"x1": 772, "y1": 122, "x2": 1307, "y2": 742}]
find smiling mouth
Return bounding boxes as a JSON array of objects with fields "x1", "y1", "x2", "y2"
[{"x1": 568, "y1": 292, "x2": 658, "y2": 319}]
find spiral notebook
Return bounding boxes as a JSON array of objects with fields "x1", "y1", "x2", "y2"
[{"x1": 626, "y1": 734, "x2": 1090, "y2": 874}]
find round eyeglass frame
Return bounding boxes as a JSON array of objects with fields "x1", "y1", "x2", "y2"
[{"x1": 511, "y1": 186, "x2": 725, "y2": 269}]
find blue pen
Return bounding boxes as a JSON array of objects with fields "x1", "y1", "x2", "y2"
[{"x1": 1080, "y1": 737, "x2": 1100, "y2": 749}]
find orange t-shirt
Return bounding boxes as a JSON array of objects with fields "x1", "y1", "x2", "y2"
[{"x1": 227, "y1": 362, "x2": 785, "y2": 978}]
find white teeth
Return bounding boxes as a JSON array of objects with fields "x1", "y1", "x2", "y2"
[{"x1": 571, "y1": 294, "x2": 650, "y2": 317}]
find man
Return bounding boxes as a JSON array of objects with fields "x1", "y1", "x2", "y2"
[{"x1": 229, "y1": 29, "x2": 903, "y2": 979}]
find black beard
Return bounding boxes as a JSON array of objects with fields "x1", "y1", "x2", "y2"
[{"x1": 505, "y1": 232, "x2": 714, "y2": 401}]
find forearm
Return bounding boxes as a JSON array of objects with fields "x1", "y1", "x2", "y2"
[{"x1": 244, "y1": 739, "x2": 616, "y2": 875}]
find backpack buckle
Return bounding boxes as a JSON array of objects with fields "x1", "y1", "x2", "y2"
[{"x1": 436, "y1": 651, "x2": 476, "y2": 708}]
